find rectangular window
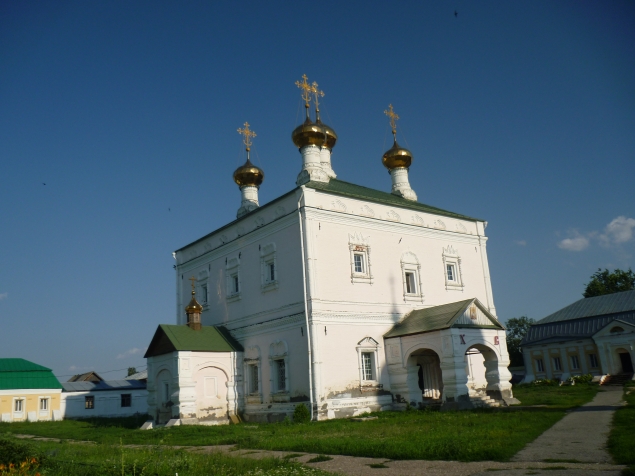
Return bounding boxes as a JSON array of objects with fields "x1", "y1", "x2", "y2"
[
  {"x1": 250, "y1": 365, "x2": 259, "y2": 393},
  {"x1": 362, "y1": 352, "x2": 374, "y2": 381},
  {"x1": 276, "y1": 360, "x2": 286, "y2": 391},
  {"x1": 553, "y1": 357, "x2": 562, "y2": 371},
  {"x1": 85, "y1": 396, "x2": 94, "y2": 410},
  {"x1": 447, "y1": 264, "x2": 456, "y2": 282},
  {"x1": 233, "y1": 275, "x2": 239, "y2": 293},
  {"x1": 571, "y1": 355, "x2": 580, "y2": 370},
  {"x1": 40, "y1": 398, "x2": 48, "y2": 411},
  {"x1": 14, "y1": 399, "x2": 24, "y2": 412},
  {"x1": 536, "y1": 358, "x2": 544, "y2": 373},
  {"x1": 265, "y1": 262, "x2": 275, "y2": 283},
  {"x1": 201, "y1": 284, "x2": 208, "y2": 304},
  {"x1": 405, "y1": 272, "x2": 416, "y2": 294},
  {"x1": 589, "y1": 353, "x2": 599, "y2": 368},
  {"x1": 354, "y1": 253, "x2": 365, "y2": 273},
  {"x1": 121, "y1": 394, "x2": 131, "y2": 408},
  {"x1": 163, "y1": 383, "x2": 170, "y2": 402}
]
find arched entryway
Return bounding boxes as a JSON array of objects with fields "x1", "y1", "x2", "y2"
[
  {"x1": 156, "y1": 369, "x2": 173, "y2": 424},
  {"x1": 194, "y1": 366, "x2": 229, "y2": 424},
  {"x1": 465, "y1": 344, "x2": 501, "y2": 401},
  {"x1": 616, "y1": 348, "x2": 634, "y2": 374},
  {"x1": 407, "y1": 349, "x2": 443, "y2": 404}
]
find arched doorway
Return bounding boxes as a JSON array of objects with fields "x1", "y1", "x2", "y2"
[
  {"x1": 617, "y1": 349, "x2": 634, "y2": 374},
  {"x1": 155, "y1": 369, "x2": 173, "y2": 424},
  {"x1": 194, "y1": 366, "x2": 229, "y2": 423},
  {"x1": 408, "y1": 349, "x2": 443, "y2": 404},
  {"x1": 465, "y1": 344, "x2": 501, "y2": 402}
]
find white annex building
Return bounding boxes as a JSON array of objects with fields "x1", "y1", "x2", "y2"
[{"x1": 144, "y1": 76, "x2": 518, "y2": 425}]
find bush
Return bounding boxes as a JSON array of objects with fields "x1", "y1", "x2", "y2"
[
  {"x1": 570, "y1": 374, "x2": 594, "y2": 384},
  {"x1": 0, "y1": 436, "x2": 43, "y2": 466},
  {"x1": 292, "y1": 403, "x2": 310, "y2": 423}
]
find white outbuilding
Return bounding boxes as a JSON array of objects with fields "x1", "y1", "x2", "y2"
[{"x1": 145, "y1": 77, "x2": 517, "y2": 424}]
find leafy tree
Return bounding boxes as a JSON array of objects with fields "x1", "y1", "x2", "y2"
[
  {"x1": 127, "y1": 367, "x2": 137, "y2": 377},
  {"x1": 505, "y1": 316, "x2": 535, "y2": 367},
  {"x1": 583, "y1": 268, "x2": 635, "y2": 298}
]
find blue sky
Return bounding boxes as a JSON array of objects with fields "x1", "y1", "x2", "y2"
[{"x1": 1, "y1": 1, "x2": 633, "y2": 379}]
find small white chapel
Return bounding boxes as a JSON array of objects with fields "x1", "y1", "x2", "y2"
[{"x1": 144, "y1": 75, "x2": 518, "y2": 425}]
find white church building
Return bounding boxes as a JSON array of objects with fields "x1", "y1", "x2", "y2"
[{"x1": 144, "y1": 76, "x2": 517, "y2": 425}]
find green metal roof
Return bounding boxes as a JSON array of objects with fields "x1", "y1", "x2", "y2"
[
  {"x1": 384, "y1": 298, "x2": 503, "y2": 339},
  {"x1": 0, "y1": 358, "x2": 63, "y2": 390},
  {"x1": 306, "y1": 179, "x2": 481, "y2": 222},
  {"x1": 144, "y1": 324, "x2": 244, "y2": 358},
  {"x1": 537, "y1": 290, "x2": 635, "y2": 324}
]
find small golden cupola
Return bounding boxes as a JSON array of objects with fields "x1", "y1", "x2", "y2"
[
  {"x1": 381, "y1": 104, "x2": 417, "y2": 201},
  {"x1": 185, "y1": 277, "x2": 203, "y2": 331},
  {"x1": 233, "y1": 122, "x2": 265, "y2": 218},
  {"x1": 293, "y1": 74, "x2": 332, "y2": 185}
]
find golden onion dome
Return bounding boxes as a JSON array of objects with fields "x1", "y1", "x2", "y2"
[
  {"x1": 233, "y1": 159, "x2": 264, "y2": 187},
  {"x1": 382, "y1": 140, "x2": 413, "y2": 170},
  {"x1": 316, "y1": 119, "x2": 337, "y2": 150},
  {"x1": 185, "y1": 291, "x2": 203, "y2": 314},
  {"x1": 292, "y1": 118, "x2": 327, "y2": 149}
]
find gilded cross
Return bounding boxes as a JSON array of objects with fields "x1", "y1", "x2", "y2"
[
  {"x1": 189, "y1": 276, "x2": 197, "y2": 292},
  {"x1": 311, "y1": 81, "x2": 324, "y2": 111},
  {"x1": 237, "y1": 122, "x2": 257, "y2": 151},
  {"x1": 384, "y1": 104, "x2": 400, "y2": 134},
  {"x1": 295, "y1": 74, "x2": 312, "y2": 109}
]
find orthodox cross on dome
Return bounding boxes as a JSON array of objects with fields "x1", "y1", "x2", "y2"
[
  {"x1": 237, "y1": 122, "x2": 257, "y2": 153},
  {"x1": 384, "y1": 104, "x2": 400, "y2": 137},
  {"x1": 189, "y1": 276, "x2": 197, "y2": 293},
  {"x1": 295, "y1": 74, "x2": 312, "y2": 119},
  {"x1": 311, "y1": 81, "x2": 324, "y2": 122}
]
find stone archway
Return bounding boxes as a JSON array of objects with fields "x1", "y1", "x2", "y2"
[
  {"x1": 194, "y1": 366, "x2": 229, "y2": 424},
  {"x1": 155, "y1": 369, "x2": 173, "y2": 424},
  {"x1": 465, "y1": 343, "x2": 507, "y2": 403},
  {"x1": 407, "y1": 348, "x2": 443, "y2": 405}
]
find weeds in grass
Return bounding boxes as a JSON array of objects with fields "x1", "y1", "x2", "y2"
[
  {"x1": 368, "y1": 463, "x2": 389, "y2": 468},
  {"x1": 542, "y1": 458, "x2": 582, "y2": 463},
  {"x1": 283, "y1": 454, "x2": 303, "y2": 460},
  {"x1": 609, "y1": 384, "x2": 635, "y2": 466},
  {"x1": 306, "y1": 455, "x2": 332, "y2": 463}
]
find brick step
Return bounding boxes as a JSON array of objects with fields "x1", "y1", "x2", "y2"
[{"x1": 601, "y1": 373, "x2": 634, "y2": 386}]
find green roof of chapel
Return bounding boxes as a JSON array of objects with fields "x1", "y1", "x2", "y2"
[
  {"x1": 144, "y1": 324, "x2": 244, "y2": 358},
  {"x1": 0, "y1": 358, "x2": 63, "y2": 390}
]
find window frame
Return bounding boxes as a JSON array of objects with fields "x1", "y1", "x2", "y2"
[
  {"x1": 442, "y1": 245, "x2": 464, "y2": 291},
  {"x1": 535, "y1": 358, "x2": 545, "y2": 373},
  {"x1": 260, "y1": 243, "x2": 278, "y2": 292},
  {"x1": 226, "y1": 257, "x2": 242, "y2": 302},
  {"x1": 85, "y1": 395, "x2": 95, "y2": 410},
  {"x1": 39, "y1": 397, "x2": 50, "y2": 416},
  {"x1": 349, "y1": 242, "x2": 372, "y2": 284},
  {"x1": 588, "y1": 353, "x2": 599, "y2": 368},
  {"x1": 553, "y1": 356, "x2": 562, "y2": 372},
  {"x1": 400, "y1": 252, "x2": 423, "y2": 302},
  {"x1": 13, "y1": 397, "x2": 25, "y2": 419},
  {"x1": 121, "y1": 394, "x2": 132, "y2": 408},
  {"x1": 356, "y1": 337, "x2": 381, "y2": 387},
  {"x1": 571, "y1": 355, "x2": 580, "y2": 370}
]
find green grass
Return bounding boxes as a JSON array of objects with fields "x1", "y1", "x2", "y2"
[
  {"x1": 0, "y1": 385, "x2": 602, "y2": 464},
  {"x1": 306, "y1": 455, "x2": 332, "y2": 463},
  {"x1": 0, "y1": 435, "x2": 331, "y2": 476},
  {"x1": 608, "y1": 382, "x2": 635, "y2": 476},
  {"x1": 512, "y1": 383, "x2": 600, "y2": 408}
]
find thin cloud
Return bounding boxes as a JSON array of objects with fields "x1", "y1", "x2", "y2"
[
  {"x1": 0, "y1": 293, "x2": 7, "y2": 301},
  {"x1": 558, "y1": 235, "x2": 589, "y2": 252},
  {"x1": 116, "y1": 347, "x2": 146, "y2": 360},
  {"x1": 515, "y1": 240, "x2": 527, "y2": 246},
  {"x1": 558, "y1": 216, "x2": 635, "y2": 252}
]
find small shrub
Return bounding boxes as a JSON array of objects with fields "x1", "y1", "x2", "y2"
[
  {"x1": 570, "y1": 374, "x2": 594, "y2": 384},
  {"x1": 293, "y1": 404, "x2": 310, "y2": 423},
  {"x1": 0, "y1": 437, "x2": 43, "y2": 466},
  {"x1": 306, "y1": 455, "x2": 332, "y2": 463}
]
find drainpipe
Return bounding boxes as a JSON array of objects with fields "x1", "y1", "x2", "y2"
[{"x1": 298, "y1": 188, "x2": 315, "y2": 421}]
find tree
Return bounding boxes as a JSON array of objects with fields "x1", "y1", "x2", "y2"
[
  {"x1": 505, "y1": 316, "x2": 535, "y2": 367},
  {"x1": 127, "y1": 367, "x2": 137, "y2": 377},
  {"x1": 583, "y1": 268, "x2": 635, "y2": 298}
]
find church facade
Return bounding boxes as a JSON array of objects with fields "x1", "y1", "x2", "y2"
[{"x1": 144, "y1": 77, "x2": 516, "y2": 425}]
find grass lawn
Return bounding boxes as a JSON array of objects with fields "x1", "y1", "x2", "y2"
[
  {"x1": 512, "y1": 382, "x2": 600, "y2": 408},
  {"x1": 608, "y1": 382, "x2": 635, "y2": 475},
  {"x1": 0, "y1": 385, "x2": 600, "y2": 464},
  {"x1": 0, "y1": 436, "x2": 330, "y2": 476}
]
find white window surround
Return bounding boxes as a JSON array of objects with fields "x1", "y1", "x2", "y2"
[
  {"x1": 356, "y1": 337, "x2": 381, "y2": 386},
  {"x1": 401, "y1": 252, "x2": 423, "y2": 302},
  {"x1": 349, "y1": 233, "x2": 373, "y2": 284},
  {"x1": 39, "y1": 397, "x2": 50, "y2": 416},
  {"x1": 13, "y1": 397, "x2": 25, "y2": 419},
  {"x1": 442, "y1": 245, "x2": 464, "y2": 291},
  {"x1": 269, "y1": 340, "x2": 289, "y2": 396},
  {"x1": 260, "y1": 243, "x2": 278, "y2": 292},
  {"x1": 226, "y1": 257, "x2": 241, "y2": 302},
  {"x1": 244, "y1": 346, "x2": 262, "y2": 404}
]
